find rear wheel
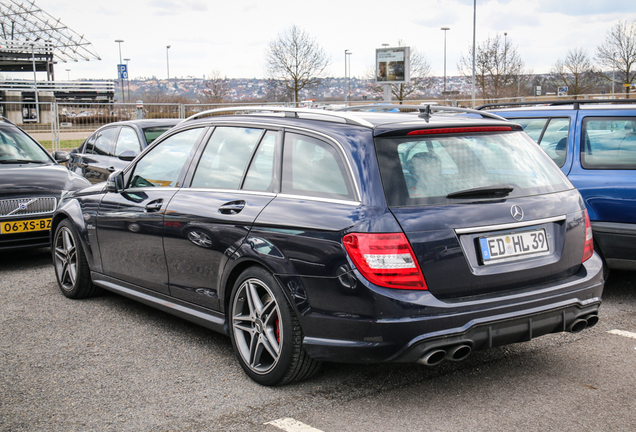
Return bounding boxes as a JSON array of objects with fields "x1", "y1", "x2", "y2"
[
  {"x1": 229, "y1": 267, "x2": 321, "y2": 386},
  {"x1": 53, "y1": 219, "x2": 100, "y2": 299}
]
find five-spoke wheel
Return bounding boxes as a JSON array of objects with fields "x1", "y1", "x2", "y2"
[{"x1": 229, "y1": 267, "x2": 321, "y2": 386}]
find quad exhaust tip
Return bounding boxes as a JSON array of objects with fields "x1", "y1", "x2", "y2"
[
  {"x1": 418, "y1": 344, "x2": 472, "y2": 366},
  {"x1": 567, "y1": 313, "x2": 600, "y2": 333}
]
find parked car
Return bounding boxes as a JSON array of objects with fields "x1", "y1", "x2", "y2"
[
  {"x1": 51, "y1": 105, "x2": 604, "y2": 386},
  {"x1": 67, "y1": 119, "x2": 180, "y2": 184},
  {"x1": 482, "y1": 100, "x2": 636, "y2": 273},
  {"x1": 0, "y1": 118, "x2": 89, "y2": 251}
]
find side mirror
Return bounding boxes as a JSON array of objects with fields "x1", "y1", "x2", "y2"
[
  {"x1": 52, "y1": 150, "x2": 70, "y2": 163},
  {"x1": 118, "y1": 150, "x2": 137, "y2": 162},
  {"x1": 106, "y1": 170, "x2": 125, "y2": 193}
]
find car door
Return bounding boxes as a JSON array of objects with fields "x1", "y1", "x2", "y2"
[
  {"x1": 162, "y1": 127, "x2": 279, "y2": 310},
  {"x1": 569, "y1": 113, "x2": 636, "y2": 265},
  {"x1": 95, "y1": 127, "x2": 207, "y2": 294}
]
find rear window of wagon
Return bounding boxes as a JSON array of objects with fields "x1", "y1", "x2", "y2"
[{"x1": 375, "y1": 130, "x2": 573, "y2": 207}]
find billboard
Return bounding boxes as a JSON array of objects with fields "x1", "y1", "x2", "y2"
[{"x1": 375, "y1": 47, "x2": 410, "y2": 84}]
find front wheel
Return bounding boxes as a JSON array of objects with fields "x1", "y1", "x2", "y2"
[
  {"x1": 53, "y1": 219, "x2": 100, "y2": 299},
  {"x1": 229, "y1": 267, "x2": 321, "y2": 386}
]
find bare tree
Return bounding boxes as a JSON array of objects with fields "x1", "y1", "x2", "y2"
[
  {"x1": 367, "y1": 41, "x2": 432, "y2": 102},
  {"x1": 265, "y1": 25, "x2": 330, "y2": 105},
  {"x1": 596, "y1": 20, "x2": 636, "y2": 96},
  {"x1": 458, "y1": 34, "x2": 526, "y2": 99},
  {"x1": 203, "y1": 69, "x2": 231, "y2": 102},
  {"x1": 551, "y1": 48, "x2": 601, "y2": 97}
]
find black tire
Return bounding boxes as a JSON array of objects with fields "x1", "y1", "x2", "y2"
[
  {"x1": 593, "y1": 240, "x2": 610, "y2": 281},
  {"x1": 228, "y1": 266, "x2": 321, "y2": 386},
  {"x1": 52, "y1": 219, "x2": 100, "y2": 299}
]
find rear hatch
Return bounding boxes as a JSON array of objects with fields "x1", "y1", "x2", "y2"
[{"x1": 374, "y1": 124, "x2": 588, "y2": 299}]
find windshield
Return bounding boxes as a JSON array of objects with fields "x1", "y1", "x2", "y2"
[
  {"x1": 0, "y1": 125, "x2": 51, "y2": 163},
  {"x1": 375, "y1": 130, "x2": 572, "y2": 207}
]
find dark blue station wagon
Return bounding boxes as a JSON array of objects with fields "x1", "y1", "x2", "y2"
[{"x1": 51, "y1": 106, "x2": 604, "y2": 385}]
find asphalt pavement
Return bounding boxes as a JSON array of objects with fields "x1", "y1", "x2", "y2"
[{"x1": 1, "y1": 247, "x2": 635, "y2": 431}]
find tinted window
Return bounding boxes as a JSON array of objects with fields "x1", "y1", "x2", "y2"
[
  {"x1": 91, "y1": 127, "x2": 118, "y2": 156},
  {"x1": 128, "y1": 128, "x2": 204, "y2": 188},
  {"x1": 143, "y1": 126, "x2": 173, "y2": 144},
  {"x1": 243, "y1": 131, "x2": 277, "y2": 192},
  {"x1": 282, "y1": 133, "x2": 355, "y2": 200},
  {"x1": 191, "y1": 127, "x2": 263, "y2": 189},
  {"x1": 114, "y1": 127, "x2": 142, "y2": 156},
  {"x1": 375, "y1": 131, "x2": 572, "y2": 206},
  {"x1": 581, "y1": 117, "x2": 636, "y2": 169}
]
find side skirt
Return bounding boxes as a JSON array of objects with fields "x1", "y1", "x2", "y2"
[{"x1": 91, "y1": 272, "x2": 228, "y2": 335}]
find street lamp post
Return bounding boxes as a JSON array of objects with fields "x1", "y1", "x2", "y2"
[
  {"x1": 166, "y1": 45, "x2": 171, "y2": 88},
  {"x1": 441, "y1": 27, "x2": 450, "y2": 95},
  {"x1": 124, "y1": 58, "x2": 131, "y2": 102},
  {"x1": 612, "y1": 52, "x2": 616, "y2": 97},
  {"x1": 345, "y1": 49, "x2": 352, "y2": 104},
  {"x1": 115, "y1": 39, "x2": 124, "y2": 103},
  {"x1": 471, "y1": 0, "x2": 476, "y2": 108},
  {"x1": 65, "y1": 69, "x2": 70, "y2": 81}
]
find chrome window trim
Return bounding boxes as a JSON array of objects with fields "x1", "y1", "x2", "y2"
[
  {"x1": 455, "y1": 215, "x2": 567, "y2": 234},
  {"x1": 186, "y1": 188, "x2": 277, "y2": 197},
  {"x1": 277, "y1": 193, "x2": 360, "y2": 207}
]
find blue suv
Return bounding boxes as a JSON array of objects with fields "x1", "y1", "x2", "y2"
[
  {"x1": 484, "y1": 100, "x2": 636, "y2": 274},
  {"x1": 51, "y1": 105, "x2": 603, "y2": 385}
]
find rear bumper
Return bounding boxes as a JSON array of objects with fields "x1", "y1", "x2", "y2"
[{"x1": 297, "y1": 253, "x2": 604, "y2": 363}]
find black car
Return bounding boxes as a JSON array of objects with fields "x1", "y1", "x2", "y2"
[
  {"x1": 67, "y1": 119, "x2": 180, "y2": 184},
  {"x1": 0, "y1": 118, "x2": 89, "y2": 251},
  {"x1": 51, "y1": 106, "x2": 604, "y2": 386}
]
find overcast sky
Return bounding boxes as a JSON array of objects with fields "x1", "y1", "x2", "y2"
[{"x1": 14, "y1": 0, "x2": 636, "y2": 81}]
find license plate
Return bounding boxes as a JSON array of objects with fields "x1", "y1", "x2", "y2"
[
  {"x1": 479, "y1": 229, "x2": 549, "y2": 264},
  {"x1": 1, "y1": 218, "x2": 52, "y2": 234}
]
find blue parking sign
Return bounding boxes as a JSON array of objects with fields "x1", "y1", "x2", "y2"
[{"x1": 118, "y1": 64, "x2": 128, "y2": 80}]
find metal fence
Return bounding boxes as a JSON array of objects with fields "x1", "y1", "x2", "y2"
[{"x1": 0, "y1": 94, "x2": 629, "y2": 151}]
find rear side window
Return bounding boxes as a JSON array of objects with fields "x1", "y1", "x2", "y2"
[
  {"x1": 512, "y1": 117, "x2": 570, "y2": 167},
  {"x1": 282, "y1": 133, "x2": 355, "y2": 201},
  {"x1": 375, "y1": 131, "x2": 572, "y2": 207},
  {"x1": 581, "y1": 117, "x2": 636, "y2": 169},
  {"x1": 191, "y1": 127, "x2": 264, "y2": 189}
]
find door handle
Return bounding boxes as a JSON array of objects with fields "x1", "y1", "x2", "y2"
[
  {"x1": 219, "y1": 200, "x2": 246, "y2": 215},
  {"x1": 145, "y1": 199, "x2": 164, "y2": 213}
]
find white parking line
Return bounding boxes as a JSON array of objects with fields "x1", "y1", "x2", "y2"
[
  {"x1": 265, "y1": 418, "x2": 325, "y2": 432},
  {"x1": 607, "y1": 329, "x2": 636, "y2": 340}
]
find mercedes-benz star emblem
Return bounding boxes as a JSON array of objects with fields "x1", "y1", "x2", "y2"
[{"x1": 511, "y1": 205, "x2": 524, "y2": 221}]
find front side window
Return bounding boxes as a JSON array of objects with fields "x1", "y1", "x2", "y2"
[
  {"x1": 128, "y1": 128, "x2": 204, "y2": 188},
  {"x1": 114, "y1": 127, "x2": 142, "y2": 156},
  {"x1": 282, "y1": 133, "x2": 355, "y2": 200},
  {"x1": 191, "y1": 127, "x2": 264, "y2": 189},
  {"x1": 513, "y1": 117, "x2": 570, "y2": 167},
  {"x1": 91, "y1": 127, "x2": 119, "y2": 156},
  {"x1": 582, "y1": 117, "x2": 636, "y2": 169},
  {"x1": 375, "y1": 131, "x2": 572, "y2": 207}
]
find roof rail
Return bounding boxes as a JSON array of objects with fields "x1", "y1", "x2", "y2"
[
  {"x1": 337, "y1": 104, "x2": 506, "y2": 121},
  {"x1": 179, "y1": 106, "x2": 374, "y2": 128},
  {"x1": 476, "y1": 99, "x2": 636, "y2": 111}
]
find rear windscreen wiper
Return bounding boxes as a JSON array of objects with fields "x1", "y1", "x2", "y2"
[{"x1": 446, "y1": 185, "x2": 514, "y2": 199}]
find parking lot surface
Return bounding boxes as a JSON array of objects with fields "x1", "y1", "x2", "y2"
[{"x1": 1, "y1": 248, "x2": 635, "y2": 431}]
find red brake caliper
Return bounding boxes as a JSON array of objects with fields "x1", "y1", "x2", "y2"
[{"x1": 275, "y1": 316, "x2": 280, "y2": 343}]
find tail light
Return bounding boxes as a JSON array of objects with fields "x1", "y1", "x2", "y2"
[
  {"x1": 582, "y1": 210, "x2": 594, "y2": 262},
  {"x1": 342, "y1": 233, "x2": 427, "y2": 290}
]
